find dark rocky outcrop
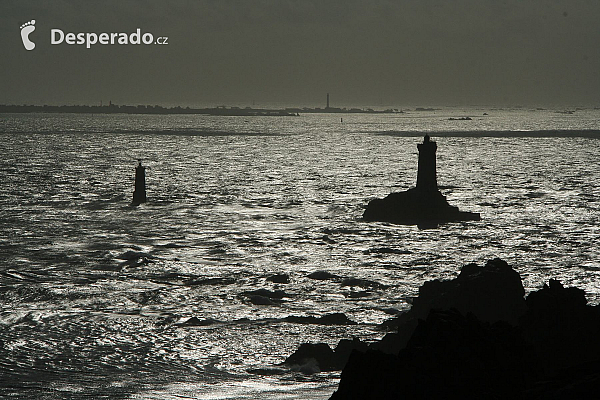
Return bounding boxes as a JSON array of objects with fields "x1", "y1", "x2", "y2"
[
  {"x1": 521, "y1": 279, "x2": 600, "y2": 375},
  {"x1": 284, "y1": 313, "x2": 356, "y2": 325},
  {"x1": 286, "y1": 258, "x2": 527, "y2": 374},
  {"x1": 376, "y1": 258, "x2": 526, "y2": 354},
  {"x1": 363, "y1": 135, "x2": 479, "y2": 228},
  {"x1": 363, "y1": 187, "x2": 480, "y2": 228},
  {"x1": 329, "y1": 259, "x2": 600, "y2": 399},
  {"x1": 308, "y1": 271, "x2": 340, "y2": 281},
  {"x1": 331, "y1": 309, "x2": 535, "y2": 400},
  {"x1": 284, "y1": 338, "x2": 367, "y2": 373},
  {"x1": 241, "y1": 289, "x2": 287, "y2": 305},
  {"x1": 178, "y1": 317, "x2": 220, "y2": 327},
  {"x1": 341, "y1": 277, "x2": 386, "y2": 289},
  {"x1": 406, "y1": 257, "x2": 526, "y2": 324},
  {"x1": 266, "y1": 273, "x2": 290, "y2": 284},
  {"x1": 117, "y1": 250, "x2": 154, "y2": 268}
]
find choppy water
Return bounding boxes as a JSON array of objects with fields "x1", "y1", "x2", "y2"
[{"x1": 1, "y1": 108, "x2": 599, "y2": 398}]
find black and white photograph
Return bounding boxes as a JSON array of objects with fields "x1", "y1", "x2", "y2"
[{"x1": 1, "y1": 1, "x2": 600, "y2": 398}]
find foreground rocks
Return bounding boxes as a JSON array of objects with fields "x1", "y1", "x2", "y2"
[
  {"x1": 333, "y1": 309, "x2": 534, "y2": 399},
  {"x1": 376, "y1": 258, "x2": 526, "y2": 354},
  {"x1": 284, "y1": 338, "x2": 367, "y2": 373},
  {"x1": 329, "y1": 259, "x2": 600, "y2": 399}
]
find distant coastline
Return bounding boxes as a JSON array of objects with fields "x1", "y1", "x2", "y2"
[{"x1": 0, "y1": 103, "x2": 402, "y2": 116}]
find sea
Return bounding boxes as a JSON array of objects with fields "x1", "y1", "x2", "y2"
[{"x1": 0, "y1": 108, "x2": 599, "y2": 399}]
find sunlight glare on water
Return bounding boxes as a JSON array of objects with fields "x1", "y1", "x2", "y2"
[{"x1": 0, "y1": 108, "x2": 599, "y2": 398}]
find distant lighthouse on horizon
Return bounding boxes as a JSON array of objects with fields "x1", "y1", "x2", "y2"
[{"x1": 326, "y1": 93, "x2": 330, "y2": 109}]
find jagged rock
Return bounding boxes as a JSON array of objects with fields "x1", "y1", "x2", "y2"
[
  {"x1": 331, "y1": 309, "x2": 533, "y2": 400},
  {"x1": 376, "y1": 258, "x2": 526, "y2": 354},
  {"x1": 116, "y1": 250, "x2": 154, "y2": 268},
  {"x1": 285, "y1": 338, "x2": 367, "y2": 373},
  {"x1": 525, "y1": 278, "x2": 587, "y2": 315},
  {"x1": 178, "y1": 317, "x2": 219, "y2": 327},
  {"x1": 341, "y1": 277, "x2": 385, "y2": 289},
  {"x1": 330, "y1": 259, "x2": 600, "y2": 399},
  {"x1": 285, "y1": 343, "x2": 336, "y2": 372},
  {"x1": 410, "y1": 258, "x2": 526, "y2": 324},
  {"x1": 117, "y1": 250, "x2": 154, "y2": 260},
  {"x1": 334, "y1": 338, "x2": 368, "y2": 363},
  {"x1": 363, "y1": 187, "x2": 480, "y2": 228},
  {"x1": 266, "y1": 273, "x2": 290, "y2": 284},
  {"x1": 525, "y1": 360, "x2": 600, "y2": 399},
  {"x1": 331, "y1": 350, "x2": 400, "y2": 399},
  {"x1": 521, "y1": 279, "x2": 600, "y2": 374},
  {"x1": 241, "y1": 288, "x2": 287, "y2": 305},
  {"x1": 284, "y1": 313, "x2": 356, "y2": 325},
  {"x1": 307, "y1": 271, "x2": 340, "y2": 280}
]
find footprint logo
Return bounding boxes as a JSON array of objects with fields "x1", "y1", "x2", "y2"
[{"x1": 20, "y1": 20, "x2": 36, "y2": 51}]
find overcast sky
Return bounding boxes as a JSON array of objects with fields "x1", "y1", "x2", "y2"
[{"x1": 1, "y1": 0, "x2": 599, "y2": 108}]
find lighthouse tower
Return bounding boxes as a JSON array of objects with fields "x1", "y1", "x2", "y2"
[
  {"x1": 133, "y1": 160, "x2": 147, "y2": 204},
  {"x1": 416, "y1": 135, "x2": 438, "y2": 191},
  {"x1": 363, "y1": 134, "x2": 480, "y2": 226}
]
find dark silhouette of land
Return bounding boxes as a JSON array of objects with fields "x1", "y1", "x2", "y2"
[
  {"x1": 281, "y1": 259, "x2": 600, "y2": 399},
  {"x1": 0, "y1": 103, "x2": 401, "y2": 116},
  {"x1": 328, "y1": 259, "x2": 600, "y2": 399},
  {"x1": 363, "y1": 135, "x2": 480, "y2": 228}
]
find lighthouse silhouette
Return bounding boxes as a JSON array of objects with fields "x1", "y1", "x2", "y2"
[
  {"x1": 416, "y1": 134, "x2": 438, "y2": 191},
  {"x1": 132, "y1": 160, "x2": 147, "y2": 205},
  {"x1": 362, "y1": 135, "x2": 480, "y2": 227}
]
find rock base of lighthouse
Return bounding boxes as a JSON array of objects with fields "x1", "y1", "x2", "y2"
[{"x1": 363, "y1": 187, "x2": 480, "y2": 229}]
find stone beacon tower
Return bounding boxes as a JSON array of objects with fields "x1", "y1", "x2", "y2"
[
  {"x1": 363, "y1": 135, "x2": 480, "y2": 228},
  {"x1": 132, "y1": 160, "x2": 147, "y2": 205},
  {"x1": 416, "y1": 134, "x2": 437, "y2": 191}
]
